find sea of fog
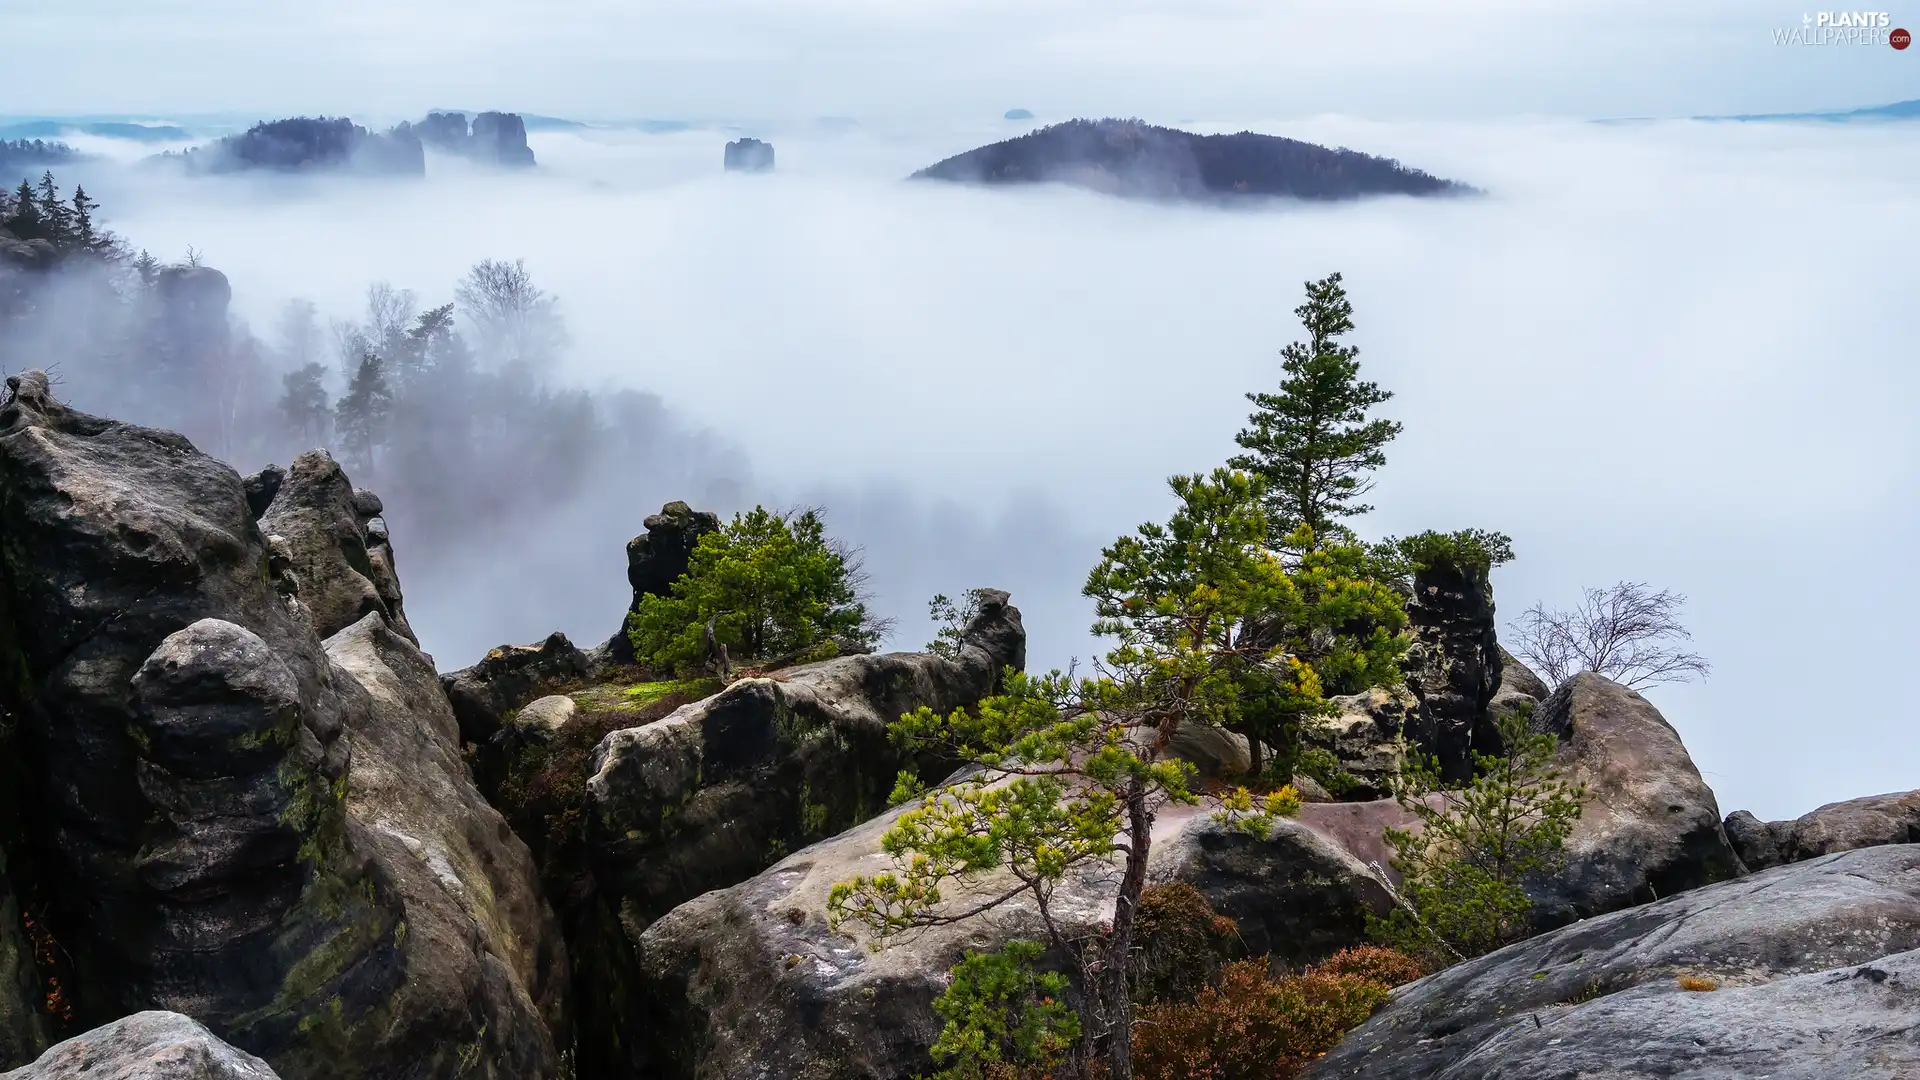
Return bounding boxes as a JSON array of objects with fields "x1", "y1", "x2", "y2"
[{"x1": 46, "y1": 115, "x2": 1920, "y2": 821}]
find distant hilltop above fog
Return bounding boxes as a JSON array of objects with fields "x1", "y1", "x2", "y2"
[
  {"x1": 162, "y1": 111, "x2": 536, "y2": 176},
  {"x1": 170, "y1": 117, "x2": 427, "y2": 176},
  {"x1": 0, "y1": 120, "x2": 190, "y2": 142},
  {"x1": 912, "y1": 118, "x2": 1471, "y2": 202},
  {"x1": 1703, "y1": 97, "x2": 1920, "y2": 123}
]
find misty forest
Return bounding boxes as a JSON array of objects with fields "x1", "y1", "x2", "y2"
[{"x1": 1, "y1": 24, "x2": 1917, "y2": 1079}]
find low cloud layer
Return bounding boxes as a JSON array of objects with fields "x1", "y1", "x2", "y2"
[{"x1": 17, "y1": 115, "x2": 1917, "y2": 823}]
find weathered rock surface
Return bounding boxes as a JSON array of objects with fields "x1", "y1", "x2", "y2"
[
  {"x1": 253, "y1": 450, "x2": 416, "y2": 644},
  {"x1": 627, "y1": 786, "x2": 1404, "y2": 1080},
  {"x1": 1525, "y1": 673, "x2": 1743, "y2": 927},
  {"x1": 587, "y1": 589, "x2": 1026, "y2": 929},
  {"x1": 0, "y1": 841, "x2": 49, "y2": 1069},
  {"x1": 1399, "y1": 560, "x2": 1502, "y2": 781},
  {"x1": 1309, "y1": 686, "x2": 1420, "y2": 800},
  {"x1": 0, "y1": 372, "x2": 559, "y2": 1079},
  {"x1": 1725, "y1": 789, "x2": 1920, "y2": 871},
  {"x1": 441, "y1": 631, "x2": 598, "y2": 744},
  {"x1": 1309, "y1": 846, "x2": 1920, "y2": 1080},
  {"x1": 601, "y1": 501, "x2": 720, "y2": 663},
  {"x1": 1, "y1": 1012, "x2": 281, "y2": 1080},
  {"x1": 324, "y1": 613, "x2": 569, "y2": 1061}
]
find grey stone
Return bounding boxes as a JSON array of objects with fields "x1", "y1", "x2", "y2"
[
  {"x1": 1308, "y1": 846, "x2": 1920, "y2": 1080},
  {"x1": 1, "y1": 1012, "x2": 280, "y2": 1080},
  {"x1": 1724, "y1": 789, "x2": 1920, "y2": 871}
]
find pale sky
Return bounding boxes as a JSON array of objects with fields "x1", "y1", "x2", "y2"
[{"x1": 0, "y1": 0, "x2": 1914, "y2": 123}]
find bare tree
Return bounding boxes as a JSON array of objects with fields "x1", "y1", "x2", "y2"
[
  {"x1": 1510, "y1": 582, "x2": 1710, "y2": 690},
  {"x1": 454, "y1": 258, "x2": 567, "y2": 374}
]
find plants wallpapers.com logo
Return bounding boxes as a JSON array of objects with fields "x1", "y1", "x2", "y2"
[{"x1": 1773, "y1": 11, "x2": 1911, "y2": 45}]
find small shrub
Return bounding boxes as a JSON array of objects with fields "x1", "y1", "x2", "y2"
[
  {"x1": 1312, "y1": 945, "x2": 1426, "y2": 987},
  {"x1": 1387, "y1": 529, "x2": 1515, "y2": 580},
  {"x1": 926, "y1": 940, "x2": 1081, "y2": 1080},
  {"x1": 1131, "y1": 882, "x2": 1242, "y2": 1004},
  {"x1": 1130, "y1": 949, "x2": 1414, "y2": 1080},
  {"x1": 1676, "y1": 974, "x2": 1720, "y2": 992}
]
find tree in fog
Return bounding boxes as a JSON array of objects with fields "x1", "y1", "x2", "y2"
[
  {"x1": 1230, "y1": 272, "x2": 1401, "y2": 548},
  {"x1": 275, "y1": 299, "x2": 324, "y2": 369},
  {"x1": 1509, "y1": 582, "x2": 1710, "y2": 690},
  {"x1": 279, "y1": 363, "x2": 331, "y2": 448},
  {"x1": 362, "y1": 282, "x2": 417, "y2": 357},
  {"x1": 455, "y1": 258, "x2": 567, "y2": 373},
  {"x1": 335, "y1": 351, "x2": 392, "y2": 475}
]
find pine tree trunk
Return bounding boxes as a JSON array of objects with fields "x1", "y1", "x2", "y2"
[{"x1": 1103, "y1": 784, "x2": 1153, "y2": 1080}]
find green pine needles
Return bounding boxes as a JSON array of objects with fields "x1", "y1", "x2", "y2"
[
  {"x1": 1230, "y1": 273, "x2": 1402, "y2": 547},
  {"x1": 1369, "y1": 705, "x2": 1587, "y2": 967},
  {"x1": 626, "y1": 506, "x2": 882, "y2": 673}
]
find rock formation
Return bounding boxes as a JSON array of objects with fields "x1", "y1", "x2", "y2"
[
  {"x1": 410, "y1": 112, "x2": 536, "y2": 168},
  {"x1": 587, "y1": 589, "x2": 1027, "y2": 929},
  {"x1": 253, "y1": 451, "x2": 416, "y2": 644},
  {"x1": 1, "y1": 1012, "x2": 281, "y2": 1080},
  {"x1": 441, "y1": 631, "x2": 599, "y2": 744},
  {"x1": 723, "y1": 138, "x2": 776, "y2": 172},
  {"x1": 1524, "y1": 673, "x2": 1744, "y2": 926},
  {"x1": 1308, "y1": 846, "x2": 1920, "y2": 1080},
  {"x1": 601, "y1": 500, "x2": 720, "y2": 664},
  {"x1": 1398, "y1": 557, "x2": 1503, "y2": 779},
  {"x1": 0, "y1": 371, "x2": 560, "y2": 1078},
  {"x1": 1724, "y1": 789, "x2": 1920, "y2": 871}
]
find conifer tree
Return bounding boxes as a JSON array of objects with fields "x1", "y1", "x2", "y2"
[
  {"x1": 279, "y1": 363, "x2": 332, "y2": 447},
  {"x1": 5, "y1": 180, "x2": 41, "y2": 240},
  {"x1": 1230, "y1": 273, "x2": 1401, "y2": 547},
  {"x1": 334, "y1": 351, "x2": 392, "y2": 475},
  {"x1": 69, "y1": 185, "x2": 101, "y2": 252},
  {"x1": 34, "y1": 172, "x2": 72, "y2": 247}
]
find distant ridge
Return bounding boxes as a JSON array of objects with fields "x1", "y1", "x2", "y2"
[
  {"x1": 1687, "y1": 98, "x2": 1920, "y2": 123},
  {"x1": 912, "y1": 118, "x2": 1470, "y2": 202}
]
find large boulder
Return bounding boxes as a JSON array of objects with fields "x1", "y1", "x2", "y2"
[
  {"x1": 601, "y1": 501, "x2": 720, "y2": 663},
  {"x1": 0, "y1": 372, "x2": 560, "y2": 1079},
  {"x1": 1308, "y1": 846, "x2": 1920, "y2": 1080},
  {"x1": 441, "y1": 631, "x2": 599, "y2": 745},
  {"x1": 627, "y1": 788, "x2": 1402, "y2": 1080},
  {"x1": 1308, "y1": 686, "x2": 1420, "y2": 800},
  {"x1": 1525, "y1": 673, "x2": 1744, "y2": 927},
  {"x1": 1724, "y1": 789, "x2": 1920, "y2": 871},
  {"x1": 253, "y1": 451, "x2": 416, "y2": 644},
  {"x1": 586, "y1": 589, "x2": 1027, "y2": 929},
  {"x1": 1, "y1": 1012, "x2": 280, "y2": 1080},
  {"x1": 1485, "y1": 643, "x2": 1548, "y2": 727}
]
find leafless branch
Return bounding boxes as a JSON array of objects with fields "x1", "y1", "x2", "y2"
[{"x1": 1509, "y1": 581, "x2": 1710, "y2": 690}]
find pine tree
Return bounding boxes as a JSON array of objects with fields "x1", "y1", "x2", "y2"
[
  {"x1": 5, "y1": 180, "x2": 41, "y2": 240},
  {"x1": 334, "y1": 351, "x2": 392, "y2": 475},
  {"x1": 34, "y1": 172, "x2": 72, "y2": 247},
  {"x1": 1229, "y1": 272, "x2": 1402, "y2": 547},
  {"x1": 279, "y1": 363, "x2": 332, "y2": 448},
  {"x1": 69, "y1": 185, "x2": 101, "y2": 253}
]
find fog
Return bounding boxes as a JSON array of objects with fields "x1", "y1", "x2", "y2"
[{"x1": 8, "y1": 113, "x2": 1916, "y2": 824}]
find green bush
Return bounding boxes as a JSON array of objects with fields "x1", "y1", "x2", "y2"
[
  {"x1": 1385, "y1": 528, "x2": 1515, "y2": 581},
  {"x1": 1368, "y1": 705, "x2": 1586, "y2": 968},
  {"x1": 926, "y1": 940, "x2": 1081, "y2": 1080},
  {"x1": 626, "y1": 506, "x2": 882, "y2": 673}
]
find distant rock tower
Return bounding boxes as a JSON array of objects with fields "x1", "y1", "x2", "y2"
[{"x1": 723, "y1": 137, "x2": 775, "y2": 172}]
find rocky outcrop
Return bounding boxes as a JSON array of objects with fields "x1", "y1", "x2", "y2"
[
  {"x1": 0, "y1": 372, "x2": 559, "y2": 1079},
  {"x1": 412, "y1": 112, "x2": 536, "y2": 168},
  {"x1": 176, "y1": 118, "x2": 425, "y2": 176},
  {"x1": 628, "y1": 786, "x2": 1403, "y2": 1080},
  {"x1": 587, "y1": 589, "x2": 1026, "y2": 930},
  {"x1": 582, "y1": 591, "x2": 1025, "y2": 1078},
  {"x1": 324, "y1": 613, "x2": 569, "y2": 1060},
  {"x1": 1486, "y1": 643, "x2": 1548, "y2": 725},
  {"x1": 602, "y1": 501, "x2": 720, "y2": 663},
  {"x1": 1399, "y1": 560, "x2": 1502, "y2": 781},
  {"x1": 723, "y1": 138, "x2": 776, "y2": 172},
  {"x1": 1, "y1": 1012, "x2": 281, "y2": 1080},
  {"x1": 1525, "y1": 673, "x2": 1743, "y2": 927},
  {"x1": 441, "y1": 631, "x2": 598, "y2": 744},
  {"x1": 253, "y1": 451, "x2": 416, "y2": 645},
  {"x1": 0, "y1": 843, "x2": 49, "y2": 1069},
  {"x1": 1724, "y1": 790, "x2": 1920, "y2": 871},
  {"x1": 1308, "y1": 846, "x2": 1920, "y2": 1080}
]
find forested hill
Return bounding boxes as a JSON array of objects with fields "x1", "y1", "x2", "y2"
[{"x1": 912, "y1": 118, "x2": 1470, "y2": 201}]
